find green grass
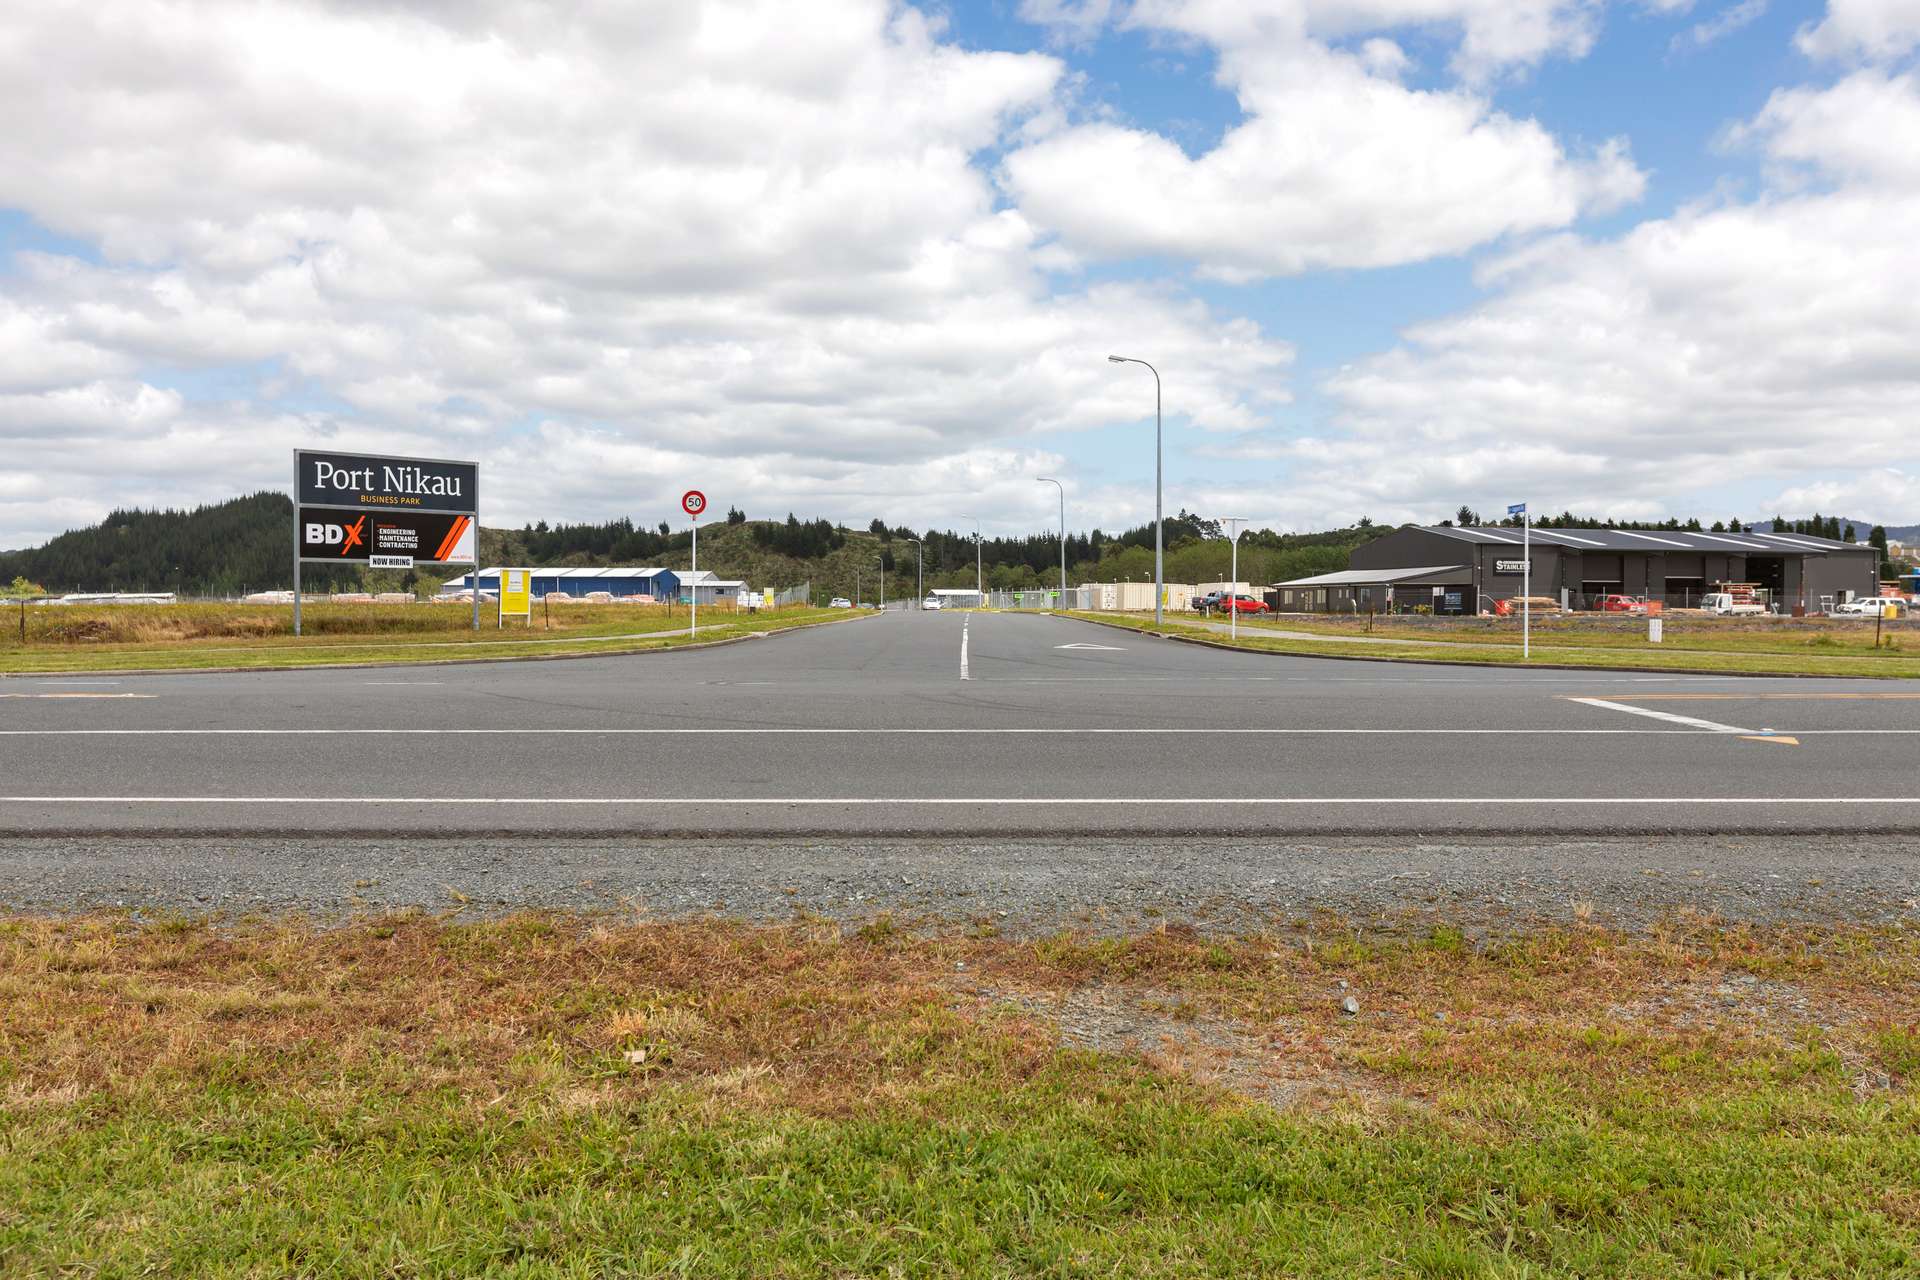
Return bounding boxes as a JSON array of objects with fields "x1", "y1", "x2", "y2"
[
  {"x1": 0, "y1": 603, "x2": 853, "y2": 673},
  {"x1": 1071, "y1": 613, "x2": 1920, "y2": 678},
  {"x1": 3, "y1": 913, "x2": 1919, "y2": 1276}
]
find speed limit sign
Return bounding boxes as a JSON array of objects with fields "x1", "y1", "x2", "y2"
[{"x1": 681, "y1": 489, "x2": 707, "y2": 517}]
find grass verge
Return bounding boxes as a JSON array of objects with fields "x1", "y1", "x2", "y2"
[
  {"x1": 1071, "y1": 612, "x2": 1920, "y2": 678},
  {"x1": 3, "y1": 911, "x2": 1917, "y2": 1276},
  {"x1": 0, "y1": 603, "x2": 850, "y2": 674}
]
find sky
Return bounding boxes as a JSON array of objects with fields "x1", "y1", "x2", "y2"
[{"x1": 2, "y1": 0, "x2": 1918, "y2": 549}]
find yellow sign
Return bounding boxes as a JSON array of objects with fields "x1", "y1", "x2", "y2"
[{"x1": 498, "y1": 568, "x2": 531, "y2": 626}]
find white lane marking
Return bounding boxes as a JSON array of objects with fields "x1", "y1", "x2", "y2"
[
  {"x1": 1568, "y1": 696, "x2": 1756, "y2": 735},
  {"x1": 0, "y1": 729, "x2": 1797, "y2": 740},
  {"x1": 363, "y1": 681, "x2": 444, "y2": 686},
  {"x1": 0, "y1": 693, "x2": 156, "y2": 700},
  {"x1": 3, "y1": 727, "x2": 1916, "y2": 737},
  {"x1": 960, "y1": 616, "x2": 970, "y2": 681},
  {"x1": 0, "y1": 796, "x2": 1909, "y2": 806},
  {"x1": 1055, "y1": 643, "x2": 1126, "y2": 651}
]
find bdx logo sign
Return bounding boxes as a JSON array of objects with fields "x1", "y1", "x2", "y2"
[{"x1": 304, "y1": 515, "x2": 367, "y2": 557}]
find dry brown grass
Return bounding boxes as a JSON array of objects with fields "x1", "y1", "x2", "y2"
[
  {"x1": 5, "y1": 911, "x2": 1917, "y2": 1116},
  {"x1": 8, "y1": 600, "x2": 738, "y2": 647}
]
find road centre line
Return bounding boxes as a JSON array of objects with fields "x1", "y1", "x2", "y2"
[
  {"x1": 960, "y1": 615, "x2": 970, "y2": 681},
  {"x1": 4, "y1": 727, "x2": 1917, "y2": 736},
  {"x1": 1, "y1": 796, "x2": 1910, "y2": 806}
]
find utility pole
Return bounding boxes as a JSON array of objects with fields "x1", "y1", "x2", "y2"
[
  {"x1": 1037, "y1": 477, "x2": 1065, "y2": 607},
  {"x1": 1107, "y1": 356, "x2": 1163, "y2": 626},
  {"x1": 908, "y1": 538, "x2": 923, "y2": 608},
  {"x1": 959, "y1": 513, "x2": 981, "y2": 603}
]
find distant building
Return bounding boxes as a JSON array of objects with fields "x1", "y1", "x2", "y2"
[
  {"x1": 676, "y1": 571, "x2": 748, "y2": 605},
  {"x1": 441, "y1": 567, "x2": 679, "y2": 599},
  {"x1": 1272, "y1": 525, "x2": 1879, "y2": 614}
]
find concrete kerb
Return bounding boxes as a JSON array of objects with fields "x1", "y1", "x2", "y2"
[
  {"x1": 0, "y1": 610, "x2": 876, "y2": 680},
  {"x1": 1061, "y1": 613, "x2": 1904, "y2": 680}
]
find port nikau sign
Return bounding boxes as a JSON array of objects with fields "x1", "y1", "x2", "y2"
[
  {"x1": 292, "y1": 446, "x2": 480, "y2": 635},
  {"x1": 296, "y1": 449, "x2": 477, "y2": 515}
]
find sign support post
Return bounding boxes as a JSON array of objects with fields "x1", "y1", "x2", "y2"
[
  {"x1": 471, "y1": 465, "x2": 481, "y2": 633},
  {"x1": 682, "y1": 490, "x2": 707, "y2": 637},
  {"x1": 1509, "y1": 502, "x2": 1530, "y2": 659},
  {"x1": 1219, "y1": 516, "x2": 1248, "y2": 641}
]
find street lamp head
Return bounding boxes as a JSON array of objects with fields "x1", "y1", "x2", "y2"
[{"x1": 1107, "y1": 355, "x2": 1125, "y2": 363}]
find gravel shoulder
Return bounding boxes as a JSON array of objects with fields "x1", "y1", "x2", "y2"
[{"x1": 5, "y1": 833, "x2": 1916, "y2": 932}]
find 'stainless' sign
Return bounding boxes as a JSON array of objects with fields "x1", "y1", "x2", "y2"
[{"x1": 297, "y1": 449, "x2": 476, "y2": 514}]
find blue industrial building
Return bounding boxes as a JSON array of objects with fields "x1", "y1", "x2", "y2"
[{"x1": 442, "y1": 566, "x2": 680, "y2": 599}]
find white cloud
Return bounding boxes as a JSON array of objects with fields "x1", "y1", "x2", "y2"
[
  {"x1": 1797, "y1": 0, "x2": 1920, "y2": 61},
  {"x1": 1124, "y1": 1, "x2": 1603, "y2": 79},
  {"x1": 1735, "y1": 69, "x2": 1920, "y2": 189},
  {"x1": 1001, "y1": 6, "x2": 1642, "y2": 280},
  {"x1": 0, "y1": 0, "x2": 1297, "y2": 546},
  {"x1": 1770, "y1": 469, "x2": 1920, "y2": 519},
  {"x1": 1292, "y1": 72, "x2": 1920, "y2": 526},
  {"x1": 1670, "y1": 0, "x2": 1767, "y2": 54}
]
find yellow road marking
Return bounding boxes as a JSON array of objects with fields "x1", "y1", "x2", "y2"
[{"x1": 1740, "y1": 735, "x2": 1802, "y2": 745}]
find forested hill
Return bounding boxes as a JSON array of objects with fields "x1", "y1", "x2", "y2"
[
  {"x1": 8, "y1": 496, "x2": 1912, "y2": 599},
  {"x1": 1, "y1": 493, "x2": 350, "y2": 596}
]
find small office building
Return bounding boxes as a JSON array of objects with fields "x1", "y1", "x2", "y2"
[{"x1": 1272, "y1": 525, "x2": 1879, "y2": 614}]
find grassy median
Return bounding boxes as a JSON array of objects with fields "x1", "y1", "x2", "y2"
[
  {"x1": 1070, "y1": 612, "x2": 1920, "y2": 678},
  {"x1": 0, "y1": 602, "x2": 850, "y2": 674},
  {"x1": 2, "y1": 911, "x2": 1917, "y2": 1276}
]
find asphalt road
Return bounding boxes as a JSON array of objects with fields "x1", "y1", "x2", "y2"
[{"x1": 1, "y1": 609, "x2": 1916, "y2": 836}]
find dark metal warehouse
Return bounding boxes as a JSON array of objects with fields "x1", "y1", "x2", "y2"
[{"x1": 1273, "y1": 525, "x2": 1880, "y2": 615}]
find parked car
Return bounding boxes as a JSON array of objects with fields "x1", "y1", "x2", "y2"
[
  {"x1": 1219, "y1": 594, "x2": 1268, "y2": 615},
  {"x1": 1699, "y1": 592, "x2": 1766, "y2": 616},
  {"x1": 1193, "y1": 591, "x2": 1224, "y2": 612},
  {"x1": 1834, "y1": 596, "x2": 1909, "y2": 617},
  {"x1": 828, "y1": 596, "x2": 852, "y2": 609},
  {"x1": 922, "y1": 595, "x2": 943, "y2": 610},
  {"x1": 1595, "y1": 594, "x2": 1647, "y2": 614}
]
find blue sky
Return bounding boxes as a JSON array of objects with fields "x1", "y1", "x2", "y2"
[{"x1": 2, "y1": 0, "x2": 1916, "y2": 549}]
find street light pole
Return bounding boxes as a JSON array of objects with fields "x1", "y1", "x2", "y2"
[
  {"x1": 1037, "y1": 476, "x2": 1065, "y2": 607},
  {"x1": 959, "y1": 513, "x2": 981, "y2": 603},
  {"x1": 1219, "y1": 516, "x2": 1248, "y2": 641},
  {"x1": 1107, "y1": 355, "x2": 1163, "y2": 626}
]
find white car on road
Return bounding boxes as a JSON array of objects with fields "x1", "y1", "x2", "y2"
[{"x1": 922, "y1": 595, "x2": 943, "y2": 610}]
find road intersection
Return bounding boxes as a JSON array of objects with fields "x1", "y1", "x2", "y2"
[{"x1": 1, "y1": 610, "x2": 1914, "y2": 835}]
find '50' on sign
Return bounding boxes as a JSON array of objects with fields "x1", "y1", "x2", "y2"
[{"x1": 681, "y1": 490, "x2": 707, "y2": 517}]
